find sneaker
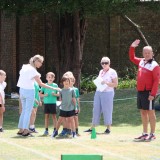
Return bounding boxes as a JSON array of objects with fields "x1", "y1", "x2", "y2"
[
  {"x1": 59, "y1": 130, "x2": 67, "y2": 136},
  {"x1": 51, "y1": 130, "x2": 58, "y2": 138},
  {"x1": 72, "y1": 132, "x2": 77, "y2": 138},
  {"x1": 104, "y1": 129, "x2": 110, "y2": 134},
  {"x1": 0, "y1": 128, "x2": 3, "y2": 132},
  {"x1": 145, "y1": 134, "x2": 156, "y2": 142},
  {"x1": 22, "y1": 132, "x2": 34, "y2": 137},
  {"x1": 76, "y1": 133, "x2": 81, "y2": 136},
  {"x1": 29, "y1": 128, "x2": 38, "y2": 133},
  {"x1": 134, "y1": 134, "x2": 148, "y2": 141},
  {"x1": 84, "y1": 129, "x2": 92, "y2": 132},
  {"x1": 43, "y1": 130, "x2": 49, "y2": 136},
  {"x1": 66, "y1": 133, "x2": 72, "y2": 138}
]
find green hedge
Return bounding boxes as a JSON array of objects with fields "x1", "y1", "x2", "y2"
[{"x1": 80, "y1": 75, "x2": 136, "y2": 94}]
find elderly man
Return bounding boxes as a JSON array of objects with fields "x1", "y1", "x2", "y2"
[{"x1": 129, "y1": 39, "x2": 160, "y2": 141}]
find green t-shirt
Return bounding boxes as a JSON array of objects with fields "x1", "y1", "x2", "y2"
[
  {"x1": 34, "y1": 82, "x2": 40, "y2": 107},
  {"x1": 60, "y1": 88, "x2": 75, "y2": 111},
  {"x1": 41, "y1": 83, "x2": 58, "y2": 104},
  {"x1": 72, "y1": 87, "x2": 80, "y2": 110}
]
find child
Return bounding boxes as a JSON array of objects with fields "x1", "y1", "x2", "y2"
[
  {"x1": 0, "y1": 70, "x2": 7, "y2": 132},
  {"x1": 29, "y1": 81, "x2": 42, "y2": 133},
  {"x1": 58, "y1": 71, "x2": 73, "y2": 136},
  {"x1": 40, "y1": 72, "x2": 59, "y2": 136},
  {"x1": 70, "y1": 76, "x2": 80, "y2": 136},
  {"x1": 51, "y1": 75, "x2": 77, "y2": 138},
  {"x1": 59, "y1": 72, "x2": 80, "y2": 137}
]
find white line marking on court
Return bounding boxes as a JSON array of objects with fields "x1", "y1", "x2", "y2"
[
  {"x1": 80, "y1": 97, "x2": 137, "y2": 103},
  {"x1": 56, "y1": 139, "x2": 136, "y2": 160},
  {"x1": 0, "y1": 138, "x2": 58, "y2": 160}
]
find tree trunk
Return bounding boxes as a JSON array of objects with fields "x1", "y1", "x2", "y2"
[{"x1": 58, "y1": 12, "x2": 87, "y2": 88}]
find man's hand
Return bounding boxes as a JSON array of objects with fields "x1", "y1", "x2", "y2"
[
  {"x1": 131, "y1": 39, "x2": 140, "y2": 48},
  {"x1": 148, "y1": 95, "x2": 154, "y2": 101}
]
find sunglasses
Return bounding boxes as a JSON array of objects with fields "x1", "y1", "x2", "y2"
[
  {"x1": 101, "y1": 62, "x2": 109, "y2": 65},
  {"x1": 37, "y1": 60, "x2": 43, "y2": 64}
]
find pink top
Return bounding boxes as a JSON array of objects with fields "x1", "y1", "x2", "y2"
[{"x1": 97, "y1": 68, "x2": 118, "y2": 92}]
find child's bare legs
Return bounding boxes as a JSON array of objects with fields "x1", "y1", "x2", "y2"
[
  {"x1": 56, "y1": 116, "x2": 64, "y2": 131},
  {"x1": 29, "y1": 108, "x2": 38, "y2": 132},
  {"x1": 51, "y1": 117, "x2": 64, "y2": 137},
  {"x1": 74, "y1": 115, "x2": 80, "y2": 135},
  {"x1": 45, "y1": 114, "x2": 50, "y2": 129},
  {"x1": 52, "y1": 114, "x2": 57, "y2": 129},
  {"x1": 67, "y1": 116, "x2": 75, "y2": 137},
  {"x1": 0, "y1": 106, "x2": 4, "y2": 131},
  {"x1": 30, "y1": 108, "x2": 37, "y2": 126},
  {"x1": 42, "y1": 114, "x2": 50, "y2": 136},
  {"x1": 59, "y1": 118, "x2": 68, "y2": 136}
]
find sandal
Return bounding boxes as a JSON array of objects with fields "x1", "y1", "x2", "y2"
[
  {"x1": 22, "y1": 132, "x2": 33, "y2": 137},
  {"x1": 17, "y1": 132, "x2": 23, "y2": 135}
]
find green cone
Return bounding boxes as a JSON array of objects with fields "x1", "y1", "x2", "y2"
[{"x1": 91, "y1": 128, "x2": 96, "y2": 139}]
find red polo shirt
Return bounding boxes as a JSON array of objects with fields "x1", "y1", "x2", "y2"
[{"x1": 129, "y1": 46, "x2": 160, "y2": 96}]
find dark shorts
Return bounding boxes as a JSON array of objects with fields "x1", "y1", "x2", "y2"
[
  {"x1": 44, "y1": 104, "x2": 56, "y2": 114},
  {"x1": 137, "y1": 91, "x2": 155, "y2": 110},
  {"x1": 74, "y1": 112, "x2": 78, "y2": 116},
  {"x1": 59, "y1": 110, "x2": 75, "y2": 117}
]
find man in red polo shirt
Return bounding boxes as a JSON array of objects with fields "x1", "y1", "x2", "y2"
[{"x1": 129, "y1": 39, "x2": 160, "y2": 141}]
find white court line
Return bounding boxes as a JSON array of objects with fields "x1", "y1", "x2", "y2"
[
  {"x1": 80, "y1": 97, "x2": 137, "y2": 103},
  {"x1": 1, "y1": 136, "x2": 159, "y2": 160},
  {"x1": 0, "y1": 138, "x2": 58, "y2": 160},
  {"x1": 55, "y1": 138, "x2": 136, "y2": 160}
]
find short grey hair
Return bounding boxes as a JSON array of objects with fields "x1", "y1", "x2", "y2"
[
  {"x1": 101, "y1": 57, "x2": 110, "y2": 64},
  {"x1": 143, "y1": 46, "x2": 153, "y2": 52}
]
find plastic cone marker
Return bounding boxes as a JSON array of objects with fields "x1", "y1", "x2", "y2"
[{"x1": 91, "y1": 128, "x2": 96, "y2": 139}]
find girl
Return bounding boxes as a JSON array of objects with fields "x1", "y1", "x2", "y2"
[{"x1": 0, "y1": 70, "x2": 7, "y2": 132}]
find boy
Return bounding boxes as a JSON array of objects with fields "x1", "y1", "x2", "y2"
[
  {"x1": 40, "y1": 72, "x2": 59, "y2": 136},
  {"x1": 51, "y1": 76, "x2": 77, "y2": 138},
  {"x1": 70, "y1": 76, "x2": 80, "y2": 136},
  {"x1": 0, "y1": 70, "x2": 7, "y2": 132},
  {"x1": 29, "y1": 81, "x2": 42, "y2": 133}
]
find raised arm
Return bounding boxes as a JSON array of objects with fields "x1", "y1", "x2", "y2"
[{"x1": 129, "y1": 39, "x2": 142, "y2": 65}]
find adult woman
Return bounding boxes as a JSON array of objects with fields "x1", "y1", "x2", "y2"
[
  {"x1": 85, "y1": 57, "x2": 118, "y2": 134},
  {"x1": 17, "y1": 55, "x2": 60, "y2": 136}
]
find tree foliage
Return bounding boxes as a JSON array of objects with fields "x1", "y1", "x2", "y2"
[
  {"x1": 0, "y1": 0, "x2": 155, "y2": 15},
  {"x1": 1, "y1": 0, "x2": 160, "y2": 89},
  {"x1": 1, "y1": 0, "x2": 160, "y2": 16}
]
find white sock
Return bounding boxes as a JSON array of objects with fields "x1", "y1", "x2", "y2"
[
  {"x1": 143, "y1": 132, "x2": 148, "y2": 135},
  {"x1": 30, "y1": 125, "x2": 35, "y2": 129}
]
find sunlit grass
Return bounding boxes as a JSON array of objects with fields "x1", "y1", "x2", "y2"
[{"x1": 1, "y1": 88, "x2": 160, "y2": 160}]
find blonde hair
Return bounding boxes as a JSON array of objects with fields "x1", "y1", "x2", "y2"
[
  {"x1": 70, "y1": 76, "x2": 75, "y2": 83},
  {"x1": 63, "y1": 71, "x2": 74, "y2": 78},
  {"x1": 0, "y1": 70, "x2": 6, "y2": 76},
  {"x1": 46, "y1": 72, "x2": 55, "y2": 78},
  {"x1": 29, "y1": 55, "x2": 44, "y2": 68}
]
